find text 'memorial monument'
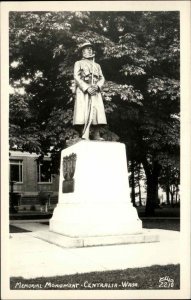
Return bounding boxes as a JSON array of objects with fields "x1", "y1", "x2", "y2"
[{"x1": 49, "y1": 42, "x2": 159, "y2": 247}]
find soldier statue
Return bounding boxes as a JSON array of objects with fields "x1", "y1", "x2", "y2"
[{"x1": 73, "y1": 42, "x2": 107, "y2": 140}]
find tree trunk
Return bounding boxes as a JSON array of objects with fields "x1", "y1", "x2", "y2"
[
  {"x1": 165, "y1": 167, "x2": 170, "y2": 205},
  {"x1": 142, "y1": 159, "x2": 160, "y2": 216},
  {"x1": 138, "y1": 180, "x2": 142, "y2": 206},
  {"x1": 131, "y1": 160, "x2": 136, "y2": 207},
  {"x1": 166, "y1": 184, "x2": 170, "y2": 205},
  {"x1": 175, "y1": 188, "x2": 178, "y2": 204},
  {"x1": 145, "y1": 175, "x2": 158, "y2": 216},
  {"x1": 170, "y1": 185, "x2": 175, "y2": 207},
  {"x1": 170, "y1": 192, "x2": 174, "y2": 206},
  {"x1": 138, "y1": 166, "x2": 142, "y2": 206}
]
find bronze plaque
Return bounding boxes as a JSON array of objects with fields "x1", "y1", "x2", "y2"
[{"x1": 62, "y1": 153, "x2": 77, "y2": 193}]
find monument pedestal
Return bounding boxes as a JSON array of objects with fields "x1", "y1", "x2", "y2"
[{"x1": 48, "y1": 141, "x2": 159, "y2": 246}]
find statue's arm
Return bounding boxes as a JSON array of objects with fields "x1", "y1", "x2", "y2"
[
  {"x1": 74, "y1": 61, "x2": 90, "y2": 92},
  {"x1": 96, "y1": 65, "x2": 105, "y2": 90}
]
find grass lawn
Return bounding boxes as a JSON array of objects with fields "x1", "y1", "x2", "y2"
[
  {"x1": 137, "y1": 205, "x2": 180, "y2": 218},
  {"x1": 9, "y1": 225, "x2": 31, "y2": 233},
  {"x1": 142, "y1": 219, "x2": 180, "y2": 231},
  {"x1": 10, "y1": 264, "x2": 180, "y2": 290}
]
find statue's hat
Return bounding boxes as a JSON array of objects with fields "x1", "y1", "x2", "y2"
[{"x1": 79, "y1": 41, "x2": 94, "y2": 51}]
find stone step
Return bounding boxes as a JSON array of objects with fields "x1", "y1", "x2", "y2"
[{"x1": 31, "y1": 229, "x2": 159, "y2": 248}]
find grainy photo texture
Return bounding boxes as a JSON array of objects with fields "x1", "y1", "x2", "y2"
[{"x1": 1, "y1": 2, "x2": 190, "y2": 299}]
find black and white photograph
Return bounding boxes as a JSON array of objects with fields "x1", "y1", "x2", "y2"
[{"x1": 1, "y1": 1, "x2": 191, "y2": 299}]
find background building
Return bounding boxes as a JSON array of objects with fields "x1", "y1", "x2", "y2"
[{"x1": 9, "y1": 151, "x2": 59, "y2": 211}]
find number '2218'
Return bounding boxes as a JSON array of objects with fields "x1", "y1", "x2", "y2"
[{"x1": 159, "y1": 281, "x2": 174, "y2": 288}]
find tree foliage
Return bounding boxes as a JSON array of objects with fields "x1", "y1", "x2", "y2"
[{"x1": 9, "y1": 11, "x2": 180, "y2": 215}]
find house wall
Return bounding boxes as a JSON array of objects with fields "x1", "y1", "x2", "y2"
[{"x1": 9, "y1": 151, "x2": 59, "y2": 210}]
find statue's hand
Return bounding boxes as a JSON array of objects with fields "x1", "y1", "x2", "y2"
[
  {"x1": 87, "y1": 86, "x2": 97, "y2": 95},
  {"x1": 92, "y1": 84, "x2": 99, "y2": 92}
]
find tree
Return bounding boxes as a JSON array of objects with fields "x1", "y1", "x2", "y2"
[
  {"x1": 159, "y1": 156, "x2": 180, "y2": 206},
  {"x1": 128, "y1": 159, "x2": 146, "y2": 207},
  {"x1": 100, "y1": 11, "x2": 180, "y2": 215},
  {"x1": 9, "y1": 11, "x2": 180, "y2": 215}
]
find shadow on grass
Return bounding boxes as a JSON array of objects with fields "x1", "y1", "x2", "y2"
[{"x1": 9, "y1": 225, "x2": 31, "y2": 233}]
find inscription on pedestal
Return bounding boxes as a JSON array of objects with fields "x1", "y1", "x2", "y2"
[{"x1": 62, "y1": 153, "x2": 77, "y2": 193}]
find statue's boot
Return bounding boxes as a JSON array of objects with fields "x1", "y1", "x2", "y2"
[{"x1": 92, "y1": 126, "x2": 104, "y2": 141}]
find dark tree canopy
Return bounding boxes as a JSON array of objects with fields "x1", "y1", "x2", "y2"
[{"x1": 9, "y1": 11, "x2": 180, "y2": 215}]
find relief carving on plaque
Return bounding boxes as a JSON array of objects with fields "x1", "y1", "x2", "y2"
[{"x1": 62, "y1": 153, "x2": 77, "y2": 193}]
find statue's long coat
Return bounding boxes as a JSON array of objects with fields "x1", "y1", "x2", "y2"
[{"x1": 73, "y1": 59, "x2": 107, "y2": 125}]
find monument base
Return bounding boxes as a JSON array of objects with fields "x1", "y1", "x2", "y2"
[
  {"x1": 32, "y1": 229, "x2": 159, "y2": 248},
  {"x1": 50, "y1": 202, "x2": 142, "y2": 237},
  {"x1": 49, "y1": 141, "x2": 159, "y2": 245}
]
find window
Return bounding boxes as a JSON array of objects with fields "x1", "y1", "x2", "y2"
[
  {"x1": 10, "y1": 160, "x2": 23, "y2": 183},
  {"x1": 37, "y1": 161, "x2": 52, "y2": 183}
]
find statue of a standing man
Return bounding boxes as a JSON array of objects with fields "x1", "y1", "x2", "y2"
[{"x1": 73, "y1": 42, "x2": 107, "y2": 140}]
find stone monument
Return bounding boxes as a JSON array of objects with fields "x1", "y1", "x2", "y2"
[
  {"x1": 35, "y1": 42, "x2": 159, "y2": 247},
  {"x1": 48, "y1": 140, "x2": 159, "y2": 247},
  {"x1": 50, "y1": 141, "x2": 142, "y2": 237}
]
